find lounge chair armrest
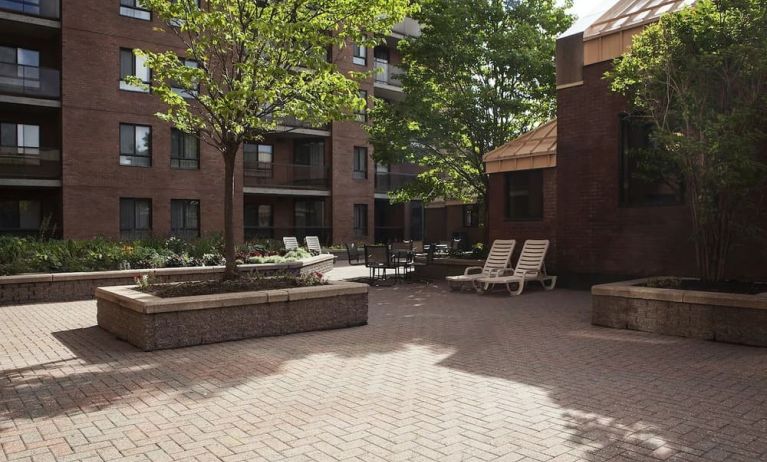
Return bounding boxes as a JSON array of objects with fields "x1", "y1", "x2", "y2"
[{"x1": 463, "y1": 266, "x2": 483, "y2": 275}]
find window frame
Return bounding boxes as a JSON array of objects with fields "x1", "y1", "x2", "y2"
[
  {"x1": 170, "y1": 199, "x2": 200, "y2": 239},
  {"x1": 170, "y1": 128, "x2": 200, "y2": 170},
  {"x1": 0, "y1": 121, "x2": 40, "y2": 154},
  {"x1": 504, "y1": 169, "x2": 544, "y2": 221},
  {"x1": 0, "y1": 199, "x2": 41, "y2": 232},
  {"x1": 119, "y1": 0, "x2": 151, "y2": 21},
  {"x1": 119, "y1": 48, "x2": 151, "y2": 92},
  {"x1": 352, "y1": 44, "x2": 367, "y2": 66},
  {"x1": 119, "y1": 197, "x2": 152, "y2": 239},
  {"x1": 244, "y1": 143, "x2": 274, "y2": 177},
  {"x1": 352, "y1": 146, "x2": 368, "y2": 179},
  {"x1": 462, "y1": 204, "x2": 479, "y2": 228},
  {"x1": 354, "y1": 90, "x2": 368, "y2": 123},
  {"x1": 119, "y1": 123, "x2": 152, "y2": 167},
  {"x1": 353, "y1": 204, "x2": 368, "y2": 236}
]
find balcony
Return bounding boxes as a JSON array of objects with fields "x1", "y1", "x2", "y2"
[
  {"x1": 273, "y1": 116, "x2": 331, "y2": 137},
  {"x1": 0, "y1": 147, "x2": 60, "y2": 180},
  {"x1": 391, "y1": 17, "x2": 421, "y2": 38},
  {"x1": 244, "y1": 162, "x2": 330, "y2": 192},
  {"x1": 374, "y1": 60, "x2": 403, "y2": 88},
  {"x1": 0, "y1": 63, "x2": 60, "y2": 101},
  {"x1": 375, "y1": 172, "x2": 417, "y2": 194},
  {"x1": 0, "y1": 0, "x2": 60, "y2": 19}
]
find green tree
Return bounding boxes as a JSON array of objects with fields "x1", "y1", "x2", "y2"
[
  {"x1": 608, "y1": 0, "x2": 767, "y2": 282},
  {"x1": 133, "y1": 0, "x2": 411, "y2": 279},
  {"x1": 367, "y1": 0, "x2": 571, "y2": 232}
]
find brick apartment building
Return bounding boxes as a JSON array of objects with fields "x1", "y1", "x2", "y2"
[
  {"x1": 0, "y1": 0, "x2": 437, "y2": 245},
  {"x1": 485, "y1": 0, "x2": 767, "y2": 283}
]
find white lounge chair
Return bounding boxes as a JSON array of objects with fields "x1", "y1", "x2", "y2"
[
  {"x1": 445, "y1": 239, "x2": 516, "y2": 291},
  {"x1": 283, "y1": 236, "x2": 299, "y2": 251},
  {"x1": 305, "y1": 236, "x2": 322, "y2": 255},
  {"x1": 474, "y1": 239, "x2": 557, "y2": 295}
]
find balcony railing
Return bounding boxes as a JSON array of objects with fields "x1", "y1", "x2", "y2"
[
  {"x1": 374, "y1": 60, "x2": 403, "y2": 87},
  {"x1": 374, "y1": 226, "x2": 404, "y2": 244},
  {"x1": 244, "y1": 162, "x2": 330, "y2": 190},
  {"x1": 244, "y1": 226, "x2": 331, "y2": 245},
  {"x1": 0, "y1": 147, "x2": 60, "y2": 179},
  {"x1": 0, "y1": 0, "x2": 60, "y2": 19},
  {"x1": 0, "y1": 64, "x2": 60, "y2": 99},
  {"x1": 276, "y1": 116, "x2": 330, "y2": 132},
  {"x1": 375, "y1": 172, "x2": 417, "y2": 193}
]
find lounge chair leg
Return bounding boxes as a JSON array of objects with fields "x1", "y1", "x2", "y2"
[
  {"x1": 507, "y1": 279, "x2": 524, "y2": 296},
  {"x1": 542, "y1": 276, "x2": 557, "y2": 291}
]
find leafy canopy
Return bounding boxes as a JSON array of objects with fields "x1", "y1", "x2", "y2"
[
  {"x1": 134, "y1": 0, "x2": 412, "y2": 151},
  {"x1": 607, "y1": 0, "x2": 767, "y2": 281},
  {"x1": 367, "y1": 0, "x2": 571, "y2": 204}
]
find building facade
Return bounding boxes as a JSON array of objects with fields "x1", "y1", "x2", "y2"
[
  {"x1": 485, "y1": 0, "x2": 767, "y2": 284},
  {"x1": 0, "y1": 0, "x2": 426, "y2": 245}
]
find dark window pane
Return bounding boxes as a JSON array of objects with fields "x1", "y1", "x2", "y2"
[
  {"x1": 120, "y1": 124, "x2": 134, "y2": 154},
  {"x1": 505, "y1": 170, "x2": 543, "y2": 220},
  {"x1": 120, "y1": 199, "x2": 135, "y2": 231},
  {"x1": 120, "y1": 49, "x2": 133, "y2": 79},
  {"x1": 1, "y1": 122, "x2": 16, "y2": 147},
  {"x1": 0, "y1": 200, "x2": 19, "y2": 229}
]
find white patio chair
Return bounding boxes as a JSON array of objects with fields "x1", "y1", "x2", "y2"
[
  {"x1": 283, "y1": 236, "x2": 299, "y2": 251},
  {"x1": 474, "y1": 239, "x2": 557, "y2": 295},
  {"x1": 445, "y1": 239, "x2": 516, "y2": 291},
  {"x1": 305, "y1": 236, "x2": 322, "y2": 255}
]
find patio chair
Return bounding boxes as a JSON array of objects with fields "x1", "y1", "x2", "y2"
[
  {"x1": 283, "y1": 236, "x2": 299, "y2": 251},
  {"x1": 445, "y1": 239, "x2": 516, "y2": 291},
  {"x1": 391, "y1": 241, "x2": 414, "y2": 278},
  {"x1": 305, "y1": 236, "x2": 322, "y2": 255},
  {"x1": 473, "y1": 239, "x2": 557, "y2": 295},
  {"x1": 364, "y1": 245, "x2": 398, "y2": 280},
  {"x1": 345, "y1": 243, "x2": 364, "y2": 265}
]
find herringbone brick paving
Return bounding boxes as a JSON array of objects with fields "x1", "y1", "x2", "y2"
[{"x1": 1, "y1": 284, "x2": 766, "y2": 461}]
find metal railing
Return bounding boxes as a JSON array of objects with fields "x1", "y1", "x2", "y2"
[
  {"x1": 0, "y1": 147, "x2": 60, "y2": 179},
  {"x1": 244, "y1": 162, "x2": 330, "y2": 190},
  {"x1": 244, "y1": 226, "x2": 331, "y2": 245},
  {"x1": 0, "y1": 0, "x2": 60, "y2": 19},
  {"x1": 374, "y1": 60, "x2": 403, "y2": 87},
  {"x1": 0, "y1": 64, "x2": 60, "y2": 99},
  {"x1": 374, "y1": 172, "x2": 417, "y2": 193},
  {"x1": 276, "y1": 116, "x2": 330, "y2": 132}
]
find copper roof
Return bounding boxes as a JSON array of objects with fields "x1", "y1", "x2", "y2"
[
  {"x1": 483, "y1": 119, "x2": 557, "y2": 173},
  {"x1": 584, "y1": 0, "x2": 693, "y2": 40}
]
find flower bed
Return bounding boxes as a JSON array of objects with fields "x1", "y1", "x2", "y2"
[
  {"x1": 592, "y1": 277, "x2": 767, "y2": 347},
  {"x1": 96, "y1": 279, "x2": 368, "y2": 351}
]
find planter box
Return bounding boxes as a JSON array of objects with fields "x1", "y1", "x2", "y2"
[
  {"x1": 0, "y1": 255, "x2": 335, "y2": 306},
  {"x1": 412, "y1": 257, "x2": 486, "y2": 280},
  {"x1": 96, "y1": 280, "x2": 368, "y2": 351},
  {"x1": 592, "y1": 278, "x2": 767, "y2": 347}
]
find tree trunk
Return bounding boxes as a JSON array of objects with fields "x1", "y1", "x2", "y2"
[{"x1": 222, "y1": 148, "x2": 238, "y2": 281}]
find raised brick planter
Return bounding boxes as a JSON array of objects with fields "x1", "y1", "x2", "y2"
[
  {"x1": 411, "y1": 257, "x2": 486, "y2": 280},
  {"x1": 96, "y1": 280, "x2": 368, "y2": 351},
  {"x1": 592, "y1": 278, "x2": 767, "y2": 347},
  {"x1": 0, "y1": 255, "x2": 335, "y2": 306}
]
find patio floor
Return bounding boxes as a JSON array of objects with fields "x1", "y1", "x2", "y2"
[{"x1": 1, "y1": 282, "x2": 766, "y2": 461}]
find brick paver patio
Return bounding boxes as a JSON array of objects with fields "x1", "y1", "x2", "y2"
[{"x1": 2, "y1": 284, "x2": 766, "y2": 461}]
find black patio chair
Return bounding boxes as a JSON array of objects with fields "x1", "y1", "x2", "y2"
[
  {"x1": 364, "y1": 245, "x2": 398, "y2": 280},
  {"x1": 390, "y1": 241, "x2": 414, "y2": 279},
  {"x1": 345, "y1": 243, "x2": 364, "y2": 266}
]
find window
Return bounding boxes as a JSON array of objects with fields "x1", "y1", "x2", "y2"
[
  {"x1": 293, "y1": 140, "x2": 324, "y2": 166},
  {"x1": 170, "y1": 128, "x2": 199, "y2": 169},
  {"x1": 244, "y1": 204, "x2": 273, "y2": 238},
  {"x1": 463, "y1": 204, "x2": 479, "y2": 227},
  {"x1": 505, "y1": 169, "x2": 543, "y2": 220},
  {"x1": 244, "y1": 143, "x2": 273, "y2": 177},
  {"x1": 619, "y1": 114, "x2": 682, "y2": 207},
  {"x1": 295, "y1": 200, "x2": 324, "y2": 228},
  {"x1": 119, "y1": 198, "x2": 152, "y2": 239},
  {"x1": 0, "y1": 46, "x2": 40, "y2": 89},
  {"x1": 0, "y1": 122, "x2": 39, "y2": 154},
  {"x1": 355, "y1": 90, "x2": 368, "y2": 123},
  {"x1": 353, "y1": 146, "x2": 368, "y2": 179},
  {"x1": 352, "y1": 44, "x2": 367, "y2": 66},
  {"x1": 172, "y1": 58, "x2": 199, "y2": 98},
  {"x1": 0, "y1": 199, "x2": 41, "y2": 232},
  {"x1": 120, "y1": 0, "x2": 150, "y2": 20},
  {"x1": 120, "y1": 48, "x2": 150, "y2": 92},
  {"x1": 353, "y1": 204, "x2": 368, "y2": 236},
  {"x1": 120, "y1": 123, "x2": 151, "y2": 167},
  {"x1": 171, "y1": 199, "x2": 200, "y2": 239}
]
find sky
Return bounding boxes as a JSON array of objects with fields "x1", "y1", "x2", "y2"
[{"x1": 561, "y1": 0, "x2": 619, "y2": 37}]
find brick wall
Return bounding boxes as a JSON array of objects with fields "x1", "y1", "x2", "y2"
[
  {"x1": 488, "y1": 168, "x2": 557, "y2": 270},
  {"x1": 556, "y1": 61, "x2": 767, "y2": 283}
]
